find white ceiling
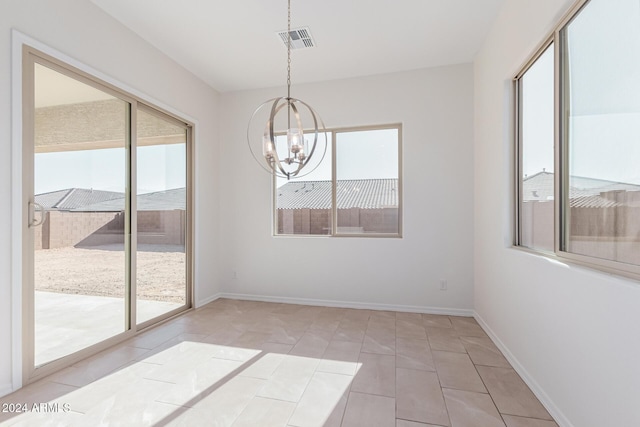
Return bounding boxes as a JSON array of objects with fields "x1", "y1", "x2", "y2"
[{"x1": 91, "y1": 0, "x2": 505, "y2": 93}]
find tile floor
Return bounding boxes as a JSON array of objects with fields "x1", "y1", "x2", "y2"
[{"x1": 0, "y1": 299, "x2": 558, "y2": 427}]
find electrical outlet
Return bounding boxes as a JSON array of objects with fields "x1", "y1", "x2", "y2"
[{"x1": 440, "y1": 279, "x2": 447, "y2": 291}]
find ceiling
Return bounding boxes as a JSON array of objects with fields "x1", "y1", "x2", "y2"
[{"x1": 91, "y1": 0, "x2": 505, "y2": 93}]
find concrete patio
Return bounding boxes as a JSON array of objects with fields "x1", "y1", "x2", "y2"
[{"x1": 35, "y1": 291, "x2": 183, "y2": 365}]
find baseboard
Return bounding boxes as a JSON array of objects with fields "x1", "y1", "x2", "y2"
[
  {"x1": 0, "y1": 383, "x2": 14, "y2": 398},
  {"x1": 473, "y1": 312, "x2": 573, "y2": 427},
  {"x1": 195, "y1": 293, "x2": 222, "y2": 308},
  {"x1": 219, "y1": 292, "x2": 473, "y2": 317}
]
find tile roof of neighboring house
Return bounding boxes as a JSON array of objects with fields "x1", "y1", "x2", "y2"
[
  {"x1": 277, "y1": 179, "x2": 398, "y2": 210},
  {"x1": 569, "y1": 195, "x2": 623, "y2": 208},
  {"x1": 523, "y1": 171, "x2": 640, "y2": 208},
  {"x1": 135, "y1": 188, "x2": 186, "y2": 211},
  {"x1": 35, "y1": 188, "x2": 124, "y2": 210},
  {"x1": 73, "y1": 188, "x2": 186, "y2": 211},
  {"x1": 522, "y1": 172, "x2": 555, "y2": 201},
  {"x1": 35, "y1": 188, "x2": 186, "y2": 212}
]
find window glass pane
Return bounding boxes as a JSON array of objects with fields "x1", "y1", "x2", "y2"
[
  {"x1": 33, "y1": 63, "x2": 128, "y2": 365},
  {"x1": 562, "y1": 0, "x2": 640, "y2": 265},
  {"x1": 335, "y1": 128, "x2": 400, "y2": 235},
  {"x1": 136, "y1": 108, "x2": 188, "y2": 324},
  {"x1": 519, "y1": 44, "x2": 555, "y2": 251},
  {"x1": 275, "y1": 133, "x2": 332, "y2": 235}
]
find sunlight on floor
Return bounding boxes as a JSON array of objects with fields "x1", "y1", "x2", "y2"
[{"x1": 3, "y1": 340, "x2": 361, "y2": 426}]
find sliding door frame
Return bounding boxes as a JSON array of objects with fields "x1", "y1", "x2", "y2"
[{"x1": 20, "y1": 45, "x2": 194, "y2": 384}]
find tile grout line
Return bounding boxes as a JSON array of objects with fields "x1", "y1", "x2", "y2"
[{"x1": 469, "y1": 335, "x2": 515, "y2": 427}]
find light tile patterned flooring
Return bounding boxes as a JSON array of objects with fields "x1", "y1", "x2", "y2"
[{"x1": 0, "y1": 299, "x2": 558, "y2": 426}]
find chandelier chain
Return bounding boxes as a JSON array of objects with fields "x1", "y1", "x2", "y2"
[{"x1": 287, "y1": 0, "x2": 291, "y2": 100}]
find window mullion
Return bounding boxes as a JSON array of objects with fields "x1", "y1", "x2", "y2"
[{"x1": 331, "y1": 130, "x2": 337, "y2": 236}]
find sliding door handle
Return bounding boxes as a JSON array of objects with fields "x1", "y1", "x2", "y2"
[{"x1": 28, "y1": 201, "x2": 45, "y2": 228}]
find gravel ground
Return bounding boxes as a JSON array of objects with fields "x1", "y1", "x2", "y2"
[{"x1": 34, "y1": 244, "x2": 186, "y2": 303}]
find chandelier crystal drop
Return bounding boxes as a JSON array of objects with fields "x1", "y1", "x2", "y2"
[{"x1": 247, "y1": 0, "x2": 327, "y2": 180}]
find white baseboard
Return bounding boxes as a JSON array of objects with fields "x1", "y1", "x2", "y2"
[
  {"x1": 0, "y1": 383, "x2": 14, "y2": 398},
  {"x1": 218, "y1": 292, "x2": 473, "y2": 317},
  {"x1": 473, "y1": 312, "x2": 573, "y2": 427},
  {"x1": 195, "y1": 293, "x2": 222, "y2": 308}
]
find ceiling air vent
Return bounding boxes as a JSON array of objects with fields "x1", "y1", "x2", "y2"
[{"x1": 277, "y1": 27, "x2": 315, "y2": 50}]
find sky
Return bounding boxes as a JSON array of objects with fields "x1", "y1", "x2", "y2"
[
  {"x1": 521, "y1": 0, "x2": 640, "y2": 186},
  {"x1": 521, "y1": 44, "x2": 554, "y2": 179},
  {"x1": 35, "y1": 144, "x2": 186, "y2": 195},
  {"x1": 565, "y1": 0, "x2": 640, "y2": 185},
  {"x1": 275, "y1": 128, "x2": 399, "y2": 188},
  {"x1": 36, "y1": 127, "x2": 398, "y2": 195}
]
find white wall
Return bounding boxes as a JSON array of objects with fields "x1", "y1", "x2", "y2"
[
  {"x1": 219, "y1": 64, "x2": 474, "y2": 314},
  {"x1": 0, "y1": 0, "x2": 221, "y2": 396},
  {"x1": 474, "y1": 1, "x2": 640, "y2": 426}
]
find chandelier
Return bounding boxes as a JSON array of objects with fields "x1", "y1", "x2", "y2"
[{"x1": 247, "y1": 0, "x2": 327, "y2": 180}]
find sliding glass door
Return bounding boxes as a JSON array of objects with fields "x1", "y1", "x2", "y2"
[
  {"x1": 32, "y1": 62, "x2": 130, "y2": 366},
  {"x1": 23, "y1": 48, "x2": 192, "y2": 380},
  {"x1": 135, "y1": 107, "x2": 190, "y2": 325}
]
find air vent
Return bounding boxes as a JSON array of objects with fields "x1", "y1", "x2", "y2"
[{"x1": 277, "y1": 27, "x2": 316, "y2": 49}]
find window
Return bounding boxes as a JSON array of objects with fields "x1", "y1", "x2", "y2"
[
  {"x1": 516, "y1": 43, "x2": 555, "y2": 252},
  {"x1": 516, "y1": 0, "x2": 640, "y2": 276},
  {"x1": 275, "y1": 124, "x2": 402, "y2": 237}
]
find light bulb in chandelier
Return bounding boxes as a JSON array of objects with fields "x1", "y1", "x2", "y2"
[
  {"x1": 288, "y1": 127, "x2": 303, "y2": 154},
  {"x1": 262, "y1": 130, "x2": 275, "y2": 160}
]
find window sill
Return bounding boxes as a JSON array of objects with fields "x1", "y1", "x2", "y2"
[{"x1": 511, "y1": 245, "x2": 640, "y2": 284}]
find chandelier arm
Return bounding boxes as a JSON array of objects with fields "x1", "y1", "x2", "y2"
[
  {"x1": 290, "y1": 101, "x2": 304, "y2": 133},
  {"x1": 248, "y1": 97, "x2": 292, "y2": 179},
  {"x1": 294, "y1": 98, "x2": 322, "y2": 165},
  {"x1": 288, "y1": 101, "x2": 305, "y2": 176},
  {"x1": 268, "y1": 135, "x2": 289, "y2": 178},
  {"x1": 268, "y1": 96, "x2": 284, "y2": 146},
  {"x1": 288, "y1": 99, "x2": 328, "y2": 179},
  {"x1": 268, "y1": 98, "x2": 292, "y2": 177},
  {"x1": 247, "y1": 98, "x2": 279, "y2": 174},
  {"x1": 289, "y1": 130, "x2": 327, "y2": 178}
]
